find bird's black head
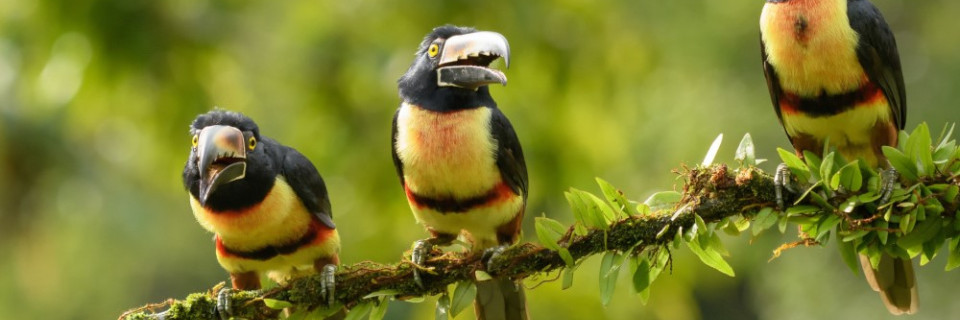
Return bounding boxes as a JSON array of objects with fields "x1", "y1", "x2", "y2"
[
  {"x1": 398, "y1": 25, "x2": 511, "y2": 112},
  {"x1": 182, "y1": 110, "x2": 275, "y2": 211}
]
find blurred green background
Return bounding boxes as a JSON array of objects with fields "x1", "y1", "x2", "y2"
[{"x1": 1, "y1": 0, "x2": 959, "y2": 319}]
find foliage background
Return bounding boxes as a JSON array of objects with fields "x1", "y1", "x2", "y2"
[{"x1": 1, "y1": 0, "x2": 958, "y2": 319}]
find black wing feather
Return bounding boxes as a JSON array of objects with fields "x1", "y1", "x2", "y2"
[
  {"x1": 273, "y1": 140, "x2": 336, "y2": 229},
  {"x1": 391, "y1": 107, "x2": 406, "y2": 186},
  {"x1": 848, "y1": 0, "x2": 906, "y2": 129},
  {"x1": 760, "y1": 34, "x2": 787, "y2": 127},
  {"x1": 489, "y1": 107, "x2": 528, "y2": 200}
]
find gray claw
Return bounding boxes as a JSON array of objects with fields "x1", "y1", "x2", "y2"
[
  {"x1": 482, "y1": 245, "x2": 508, "y2": 270},
  {"x1": 412, "y1": 239, "x2": 431, "y2": 288},
  {"x1": 880, "y1": 168, "x2": 900, "y2": 204},
  {"x1": 216, "y1": 287, "x2": 234, "y2": 320},
  {"x1": 774, "y1": 163, "x2": 795, "y2": 210},
  {"x1": 320, "y1": 264, "x2": 337, "y2": 306}
]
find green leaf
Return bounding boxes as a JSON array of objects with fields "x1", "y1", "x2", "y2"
[
  {"x1": 877, "y1": 220, "x2": 889, "y2": 245},
  {"x1": 694, "y1": 214, "x2": 708, "y2": 234},
  {"x1": 568, "y1": 190, "x2": 611, "y2": 230},
  {"x1": 307, "y1": 303, "x2": 346, "y2": 318},
  {"x1": 474, "y1": 270, "x2": 492, "y2": 282},
  {"x1": 632, "y1": 258, "x2": 651, "y2": 297},
  {"x1": 535, "y1": 216, "x2": 566, "y2": 251},
  {"x1": 882, "y1": 146, "x2": 919, "y2": 181},
  {"x1": 921, "y1": 231, "x2": 944, "y2": 266},
  {"x1": 708, "y1": 231, "x2": 729, "y2": 256},
  {"x1": 936, "y1": 122, "x2": 956, "y2": 150},
  {"x1": 404, "y1": 296, "x2": 426, "y2": 303},
  {"x1": 723, "y1": 216, "x2": 750, "y2": 237},
  {"x1": 858, "y1": 191, "x2": 882, "y2": 204},
  {"x1": 637, "y1": 203, "x2": 651, "y2": 216},
  {"x1": 686, "y1": 235, "x2": 735, "y2": 277},
  {"x1": 778, "y1": 213, "x2": 789, "y2": 233},
  {"x1": 346, "y1": 301, "x2": 374, "y2": 320},
  {"x1": 597, "y1": 178, "x2": 637, "y2": 216},
  {"x1": 803, "y1": 150, "x2": 823, "y2": 181},
  {"x1": 558, "y1": 248, "x2": 574, "y2": 266},
  {"x1": 777, "y1": 148, "x2": 811, "y2": 182},
  {"x1": 785, "y1": 205, "x2": 820, "y2": 216},
  {"x1": 839, "y1": 196, "x2": 859, "y2": 214},
  {"x1": 434, "y1": 294, "x2": 450, "y2": 320},
  {"x1": 702, "y1": 134, "x2": 723, "y2": 166},
  {"x1": 599, "y1": 252, "x2": 622, "y2": 306},
  {"x1": 449, "y1": 281, "x2": 477, "y2": 318},
  {"x1": 649, "y1": 248, "x2": 670, "y2": 283},
  {"x1": 369, "y1": 298, "x2": 389, "y2": 320},
  {"x1": 733, "y1": 215, "x2": 751, "y2": 232},
  {"x1": 946, "y1": 237, "x2": 960, "y2": 271},
  {"x1": 570, "y1": 188, "x2": 612, "y2": 230},
  {"x1": 562, "y1": 266, "x2": 575, "y2": 290},
  {"x1": 752, "y1": 207, "x2": 777, "y2": 236},
  {"x1": 933, "y1": 140, "x2": 956, "y2": 164},
  {"x1": 643, "y1": 191, "x2": 682, "y2": 211},
  {"x1": 820, "y1": 152, "x2": 836, "y2": 187},
  {"x1": 944, "y1": 185, "x2": 959, "y2": 205},
  {"x1": 564, "y1": 191, "x2": 589, "y2": 232},
  {"x1": 906, "y1": 123, "x2": 935, "y2": 177},
  {"x1": 830, "y1": 161, "x2": 863, "y2": 192},
  {"x1": 584, "y1": 192, "x2": 617, "y2": 227},
  {"x1": 897, "y1": 214, "x2": 941, "y2": 251},
  {"x1": 262, "y1": 298, "x2": 293, "y2": 309},
  {"x1": 285, "y1": 309, "x2": 308, "y2": 320},
  {"x1": 735, "y1": 133, "x2": 757, "y2": 166},
  {"x1": 837, "y1": 232, "x2": 859, "y2": 274},
  {"x1": 363, "y1": 290, "x2": 400, "y2": 300},
  {"x1": 841, "y1": 229, "x2": 869, "y2": 242},
  {"x1": 816, "y1": 215, "x2": 842, "y2": 241}
]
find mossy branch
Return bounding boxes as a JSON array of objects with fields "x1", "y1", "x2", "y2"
[
  {"x1": 120, "y1": 165, "x2": 784, "y2": 320},
  {"x1": 120, "y1": 126, "x2": 960, "y2": 320}
]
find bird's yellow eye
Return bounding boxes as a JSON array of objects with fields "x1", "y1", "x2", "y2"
[
  {"x1": 427, "y1": 43, "x2": 440, "y2": 58},
  {"x1": 191, "y1": 135, "x2": 198, "y2": 147},
  {"x1": 248, "y1": 136, "x2": 257, "y2": 150}
]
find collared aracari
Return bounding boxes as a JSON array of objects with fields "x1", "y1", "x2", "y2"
[
  {"x1": 760, "y1": 0, "x2": 915, "y2": 314},
  {"x1": 392, "y1": 25, "x2": 528, "y2": 320},
  {"x1": 182, "y1": 110, "x2": 340, "y2": 306}
]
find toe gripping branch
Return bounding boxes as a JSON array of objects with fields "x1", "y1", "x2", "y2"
[
  {"x1": 879, "y1": 167, "x2": 900, "y2": 204},
  {"x1": 412, "y1": 237, "x2": 455, "y2": 288},
  {"x1": 320, "y1": 264, "x2": 338, "y2": 307},
  {"x1": 775, "y1": 163, "x2": 798, "y2": 210}
]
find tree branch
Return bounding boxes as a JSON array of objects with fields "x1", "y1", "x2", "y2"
[{"x1": 121, "y1": 164, "x2": 782, "y2": 320}]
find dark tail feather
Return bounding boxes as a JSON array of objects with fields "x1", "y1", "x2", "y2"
[
  {"x1": 858, "y1": 253, "x2": 918, "y2": 315},
  {"x1": 474, "y1": 277, "x2": 527, "y2": 320}
]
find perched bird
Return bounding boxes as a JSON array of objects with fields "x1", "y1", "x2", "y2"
[
  {"x1": 760, "y1": 0, "x2": 914, "y2": 314},
  {"x1": 182, "y1": 110, "x2": 340, "y2": 304},
  {"x1": 392, "y1": 25, "x2": 528, "y2": 320}
]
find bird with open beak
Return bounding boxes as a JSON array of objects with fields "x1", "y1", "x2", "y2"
[
  {"x1": 182, "y1": 110, "x2": 341, "y2": 314},
  {"x1": 392, "y1": 25, "x2": 528, "y2": 320}
]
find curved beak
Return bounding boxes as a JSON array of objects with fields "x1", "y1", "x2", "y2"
[
  {"x1": 437, "y1": 31, "x2": 511, "y2": 90},
  {"x1": 196, "y1": 125, "x2": 247, "y2": 205}
]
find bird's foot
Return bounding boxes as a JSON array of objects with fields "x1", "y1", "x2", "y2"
[
  {"x1": 481, "y1": 245, "x2": 509, "y2": 272},
  {"x1": 410, "y1": 235, "x2": 455, "y2": 288},
  {"x1": 411, "y1": 239, "x2": 434, "y2": 289},
  {"x1": 880, "y1": 167, "x2": 900, "y2": 204},
  {"x1": 774, "y1": 163, "x2": 798, "y2": 210},
  {"x1": 319, "y1": 264, "x2": 337, "y2": 306},
  {"x1": 216, "y1": 287, "x2": 236, "y2": 320}
]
